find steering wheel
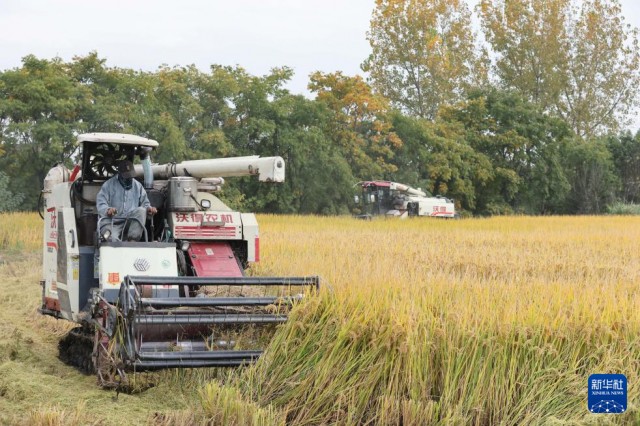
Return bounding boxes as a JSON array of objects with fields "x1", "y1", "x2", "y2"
[{"x1": 89, "y1": 143, "x2": 130, "y2": 179}]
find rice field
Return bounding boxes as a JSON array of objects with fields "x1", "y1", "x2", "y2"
[
  {"x1": 0, "y1": 213, "x2": 639, "y2": 424},
  {"x1": 0, "y1": 212, "x2": 41, "y2": 252}
]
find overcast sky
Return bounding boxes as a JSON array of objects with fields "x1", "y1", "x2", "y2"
[{"x1": 1, "y1": 0, "x2": 639, "y2": 130}]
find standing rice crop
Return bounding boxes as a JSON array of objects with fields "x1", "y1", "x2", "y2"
[
  {"x1": 0, "y1": 212, "x2": 41, "y2": 252},
  {"x1": 4, "y1": 212, "x2": 639, "y2": 424},
  {"x1": 204, "y1": 215, "x2": 640, "y2": 425}
]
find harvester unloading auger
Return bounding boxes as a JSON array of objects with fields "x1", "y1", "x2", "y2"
[{"x1": 40, "y1": 133, "x2": 319, "y2": 387}]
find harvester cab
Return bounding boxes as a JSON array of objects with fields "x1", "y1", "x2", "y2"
[
  {"x1": 354, "y1": 181, "x2": 456, "y2": 219},
  {"x1": 40, "y1": 133, "x2": 318, "y2": 386}
]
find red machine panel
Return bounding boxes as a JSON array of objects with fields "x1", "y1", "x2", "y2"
[{"x1": 187, "y1": 242, "x2": 243, "y2": 277}]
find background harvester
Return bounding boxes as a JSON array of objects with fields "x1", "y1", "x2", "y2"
[
  {"x1": 39, "y1": 133, "x2": 319, "y2": 387},
  {"x1": 354, "y1": 181, "x2": 456, "y2": 219}
]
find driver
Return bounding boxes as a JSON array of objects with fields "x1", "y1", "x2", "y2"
[{"x1": 96, "y1": 160, "x2": 157, "y2": 241}]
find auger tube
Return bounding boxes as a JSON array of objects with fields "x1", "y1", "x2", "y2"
[{"x1": 134, "y1": 156, "x2": 286, "y2": 182}]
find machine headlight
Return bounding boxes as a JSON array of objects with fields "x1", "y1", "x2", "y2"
[
  {"x1": 181, "y1": 241, "x2": 191, "y2": 252},
  {"x1": 200, "y1": 199, "x2": 211, "y2": 209}
]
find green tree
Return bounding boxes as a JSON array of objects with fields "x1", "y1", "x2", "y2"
[
  {"x1": 440, "y1": 90, "x2": 572, "y2": 214},
  {"x1": 607, "y1": 131, "x2": 640, "y2": 203},
  {"x1": 563, "y1": 139, "x2": 619, "y2": 213},
  {"x1": 0, "y1": 55, "x2": 91, "y2": 209},
  {"x1": 264, "y1": 95, "x2": 355, "y2": 215},
  {"x1": 390, "y1": 113, "x2": 492, "y2": 213},
  {"x1": 363, "y1": 0, "x2": 483, "y2": 119},
  {"x1": 214, "y1": 66, "x2": 298, "y2": 213},
  {"x1": 0, "y1": 172, "x2": 25, "y2": 212},
  {"x1": 67, "y1": 52, "x2": 129, "y2": 134}
]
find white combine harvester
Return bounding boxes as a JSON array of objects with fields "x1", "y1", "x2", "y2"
[
  {"x1": 40, "y1": 133, "x2": 318, "y2": 387},
  {"x1": 355, "y1": 181, "x2": 456, "y2": 219}
]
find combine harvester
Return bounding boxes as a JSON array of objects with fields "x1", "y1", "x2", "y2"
[
  {"x1": 39, "y1": 133, "x2": 318, "y2": 387},
  {"x1": 354, "y1": 181, "x2": 456, "y2": 219}
]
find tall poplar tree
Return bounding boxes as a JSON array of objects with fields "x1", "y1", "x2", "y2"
[
  {"x1": 479, "y1": 0, "x2": 640, "y2": 138},
  {"x1": 363, "y1": 0, "x2": 483, "y2": 119}
]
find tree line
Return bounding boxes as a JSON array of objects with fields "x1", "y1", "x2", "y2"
[{"x1": 1, "y1": 0, "x2": 639, "y2": 216}]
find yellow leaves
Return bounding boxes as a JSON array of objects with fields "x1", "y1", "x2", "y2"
[
  {"x1": 309, "y1": 71, "x2": 401, "y2": 176},
  {"x1": 387, "y1": 132, "x2": 403, "y2": 149},
  {"x1": 310, "y1": 72, "x2": 390, "y2": 122},
  {"x1": 426, "y1": 33, "x2": 443, "y2": 51},
  {"x1": 367, "y1": 0, "x2": 477, "y2": 117},
  {"x1": 479, "y1": 0, "x2": 639, "y2": 136}
]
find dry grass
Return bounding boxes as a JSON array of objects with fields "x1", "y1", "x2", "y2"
[{"x1": 24, "y1": 401, "x2": 98, "y2": 426}]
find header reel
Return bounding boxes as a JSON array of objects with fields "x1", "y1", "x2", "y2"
[{"x1": 92, "y1": 275, "x2": 319, "y2": 386}]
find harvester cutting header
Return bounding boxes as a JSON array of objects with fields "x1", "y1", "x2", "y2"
[{"x1": 40, "y1": 133, "x2": 318, "y2": 387}]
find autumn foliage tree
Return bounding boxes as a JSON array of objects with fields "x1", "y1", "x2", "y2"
[
  {"x1": 363, "y1": 0, "x2": 483, "y2": 119},
  {"x1": 561, "y1": 0, "x2": 640, "y2": 137},
  {"x1": 478, "y1": 0, "x2": 570, "y2": 110},
  {"x1": 308, "y1": 71, "x2": 402, "y2": 179},
  {"x1": 479, "y1": 0, "x2": 640, "y2": 138}
]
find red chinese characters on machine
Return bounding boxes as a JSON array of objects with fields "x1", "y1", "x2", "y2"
[
  {"x1": 431, "y1": 205, "x2": 454, "y2": 216},
  {"x1": 174, "y1": 213, "x2": 234, "y2": 223},
  {"x1": 173, "y1": 212, "x2": 240, "y2": 239},
  {"x1": 47, "y1": 207, "x2": 58, "y2": 250}
]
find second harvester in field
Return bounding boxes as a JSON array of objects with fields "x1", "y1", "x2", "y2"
[
  {"x1": 354, "y1": 181, "x2": 456, "y2": 219},
  {"x1": 39, "y1": 133, "x2": 319, "y2": 387}
]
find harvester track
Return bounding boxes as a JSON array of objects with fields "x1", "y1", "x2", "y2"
[{"x1": 58, "y1": 323, "x2": 95, "y2": 375}]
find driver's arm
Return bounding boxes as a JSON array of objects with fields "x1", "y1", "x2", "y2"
[
  {"x1": 96, "y1": 181, "x2": 112, "y2": 218},
  {"x1": 138, "y1": 185, "x2": 151, "y2": 210}
]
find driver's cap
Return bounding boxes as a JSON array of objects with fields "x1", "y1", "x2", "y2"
[{"x1": 117, "y1": 160, "x2": 136, "y2": 178}]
